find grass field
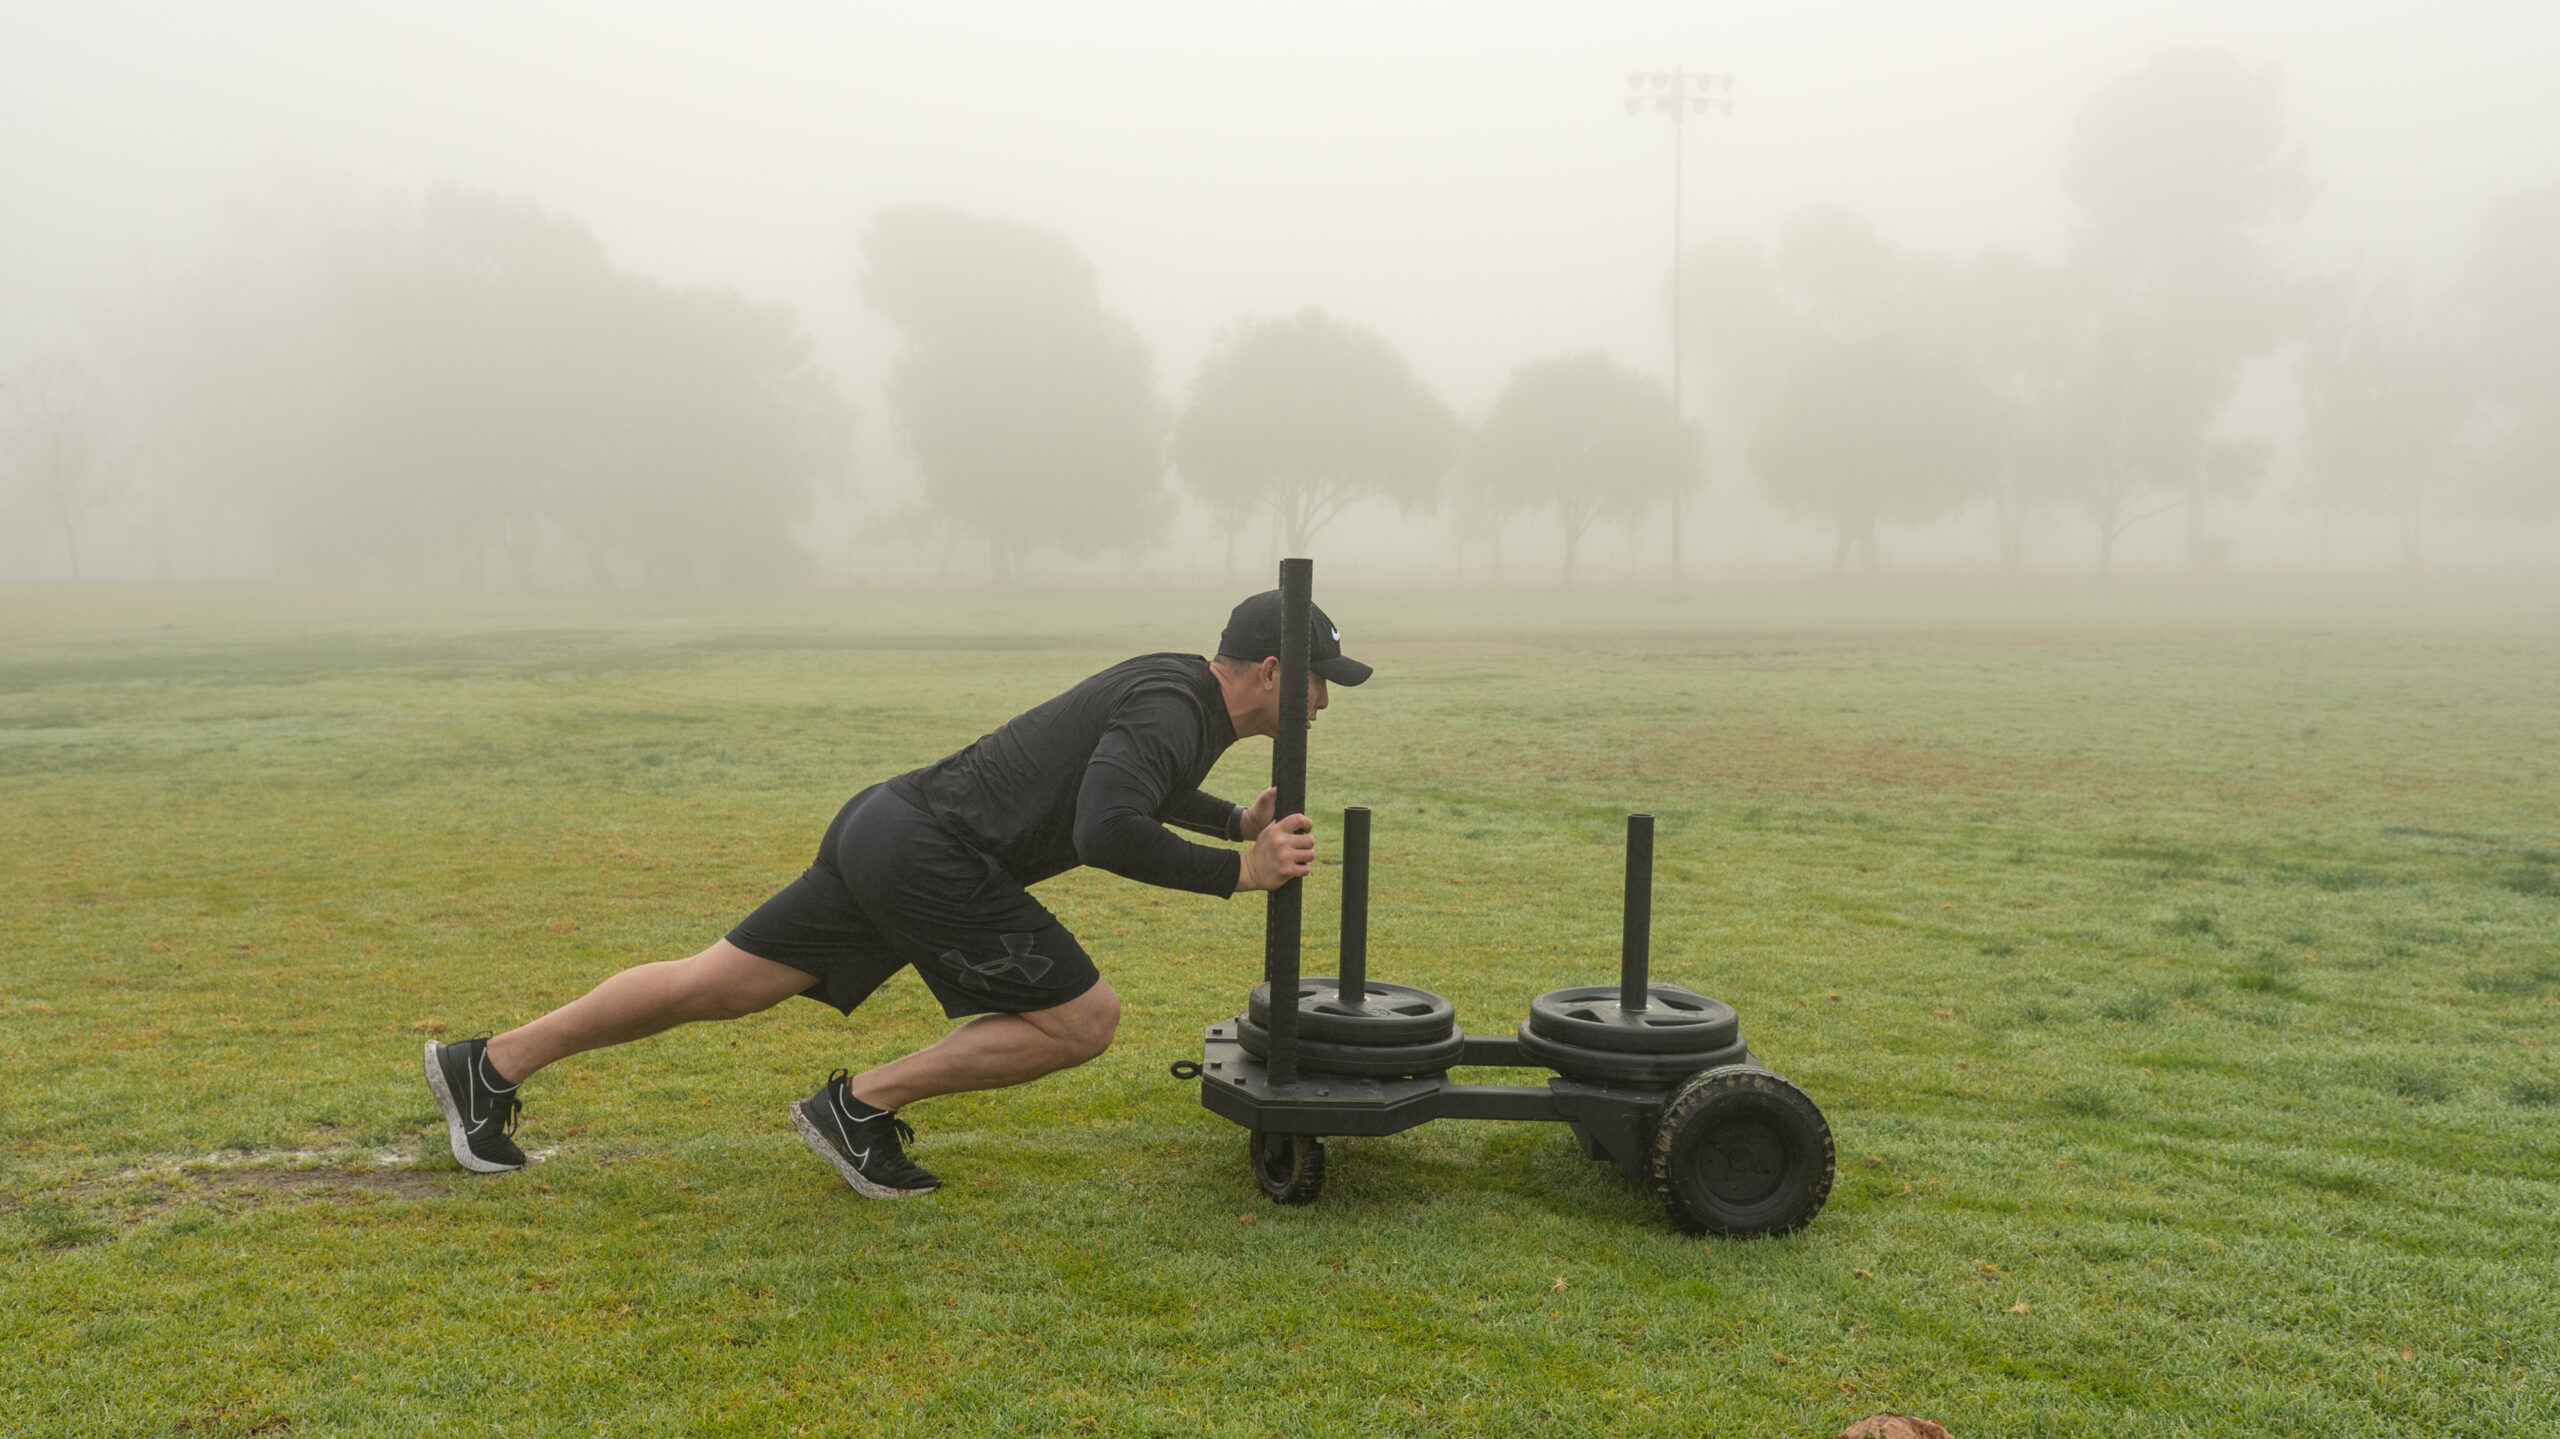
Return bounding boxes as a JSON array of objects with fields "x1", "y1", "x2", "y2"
[{"x1": 4, "y1": 577, "x2": 2556, "y2": 1437}]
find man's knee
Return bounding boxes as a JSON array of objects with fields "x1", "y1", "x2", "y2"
[{"x1": 1039, "y1": 982, "x2": 1120, "y2": 1064}]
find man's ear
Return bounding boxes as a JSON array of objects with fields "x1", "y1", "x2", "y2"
[{"x1": 1259, "y1": 655, "x2": 1282, "y2": 687}]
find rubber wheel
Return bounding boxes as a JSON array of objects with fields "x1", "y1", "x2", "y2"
[
  {"x1": 1237, "y1": 1015, "x2": 1466, "y2": 1077},
  {"x1": 1651, "y1": 1066, "x2": 1834, "y2": 1237},
  {"x1": 1526, "y1": 984, "x2": 1739, "y2": 1055},
  {"x1": 1514, "y1": 1021, "x2": 1749, "y2": 1087},
  {"x1": 1249, "y1": 978, "x2": 1457, "y2": 1045},
  {"x1": 1251, "y1": 1131, "x2": 1325, "y2": 1205}
]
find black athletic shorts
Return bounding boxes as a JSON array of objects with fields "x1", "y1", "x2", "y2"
[{"x1": 726, "y1": 783, "x2": 1102, "y2": 1019}]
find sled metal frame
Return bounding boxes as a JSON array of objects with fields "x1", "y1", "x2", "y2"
[{"x1": 1196, "y1": 1026, "x2": 1724, "y2": 1182}]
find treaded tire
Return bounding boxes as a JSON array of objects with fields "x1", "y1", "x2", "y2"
[
  {"x1": 1651, "y1": 1066, "x2": 1834, "y2": 1238},
  {"x1": 1251, "y1": 1131, "x2": 1325, "y2": 1205},
  {"x1": 1249, "y1": 978, "x2": 1457, "y2": 1045},
  {"x1": 1236, "y1": 1015, "x2": 1466, "y2": 1077},
  {"x1": 1525, "y1": 984, "x2": 1739, "y2": 1055},
  {"x1": 1514, "y1": 1021, "x2": 1749, "y2": 1087}
]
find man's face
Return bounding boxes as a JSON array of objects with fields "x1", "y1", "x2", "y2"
[{"x1": 1254, "y1": 660, "x2": 1331, "y2": 732}]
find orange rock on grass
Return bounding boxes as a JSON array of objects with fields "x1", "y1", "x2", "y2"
[{"x1": 1837, "y1": 1417, "x2": 1951, "y2": 1439}]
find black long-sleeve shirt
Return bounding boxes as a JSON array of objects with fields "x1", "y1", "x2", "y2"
[{"x1": 886, "y1": 653, "x2": 1244, "y2": 896}]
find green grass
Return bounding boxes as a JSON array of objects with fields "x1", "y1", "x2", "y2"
[{"x1": 3, "y1": 578, "x2": 2557, "y2": 1436}]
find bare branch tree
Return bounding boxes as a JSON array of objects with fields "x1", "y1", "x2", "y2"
[{"x1": 4, "y1": 347, "x2": 126, "y2": 582}]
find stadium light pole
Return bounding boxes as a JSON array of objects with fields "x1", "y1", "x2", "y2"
[{"x1": 1627, "y1": 67, "x2": 1734, "y2": 596}]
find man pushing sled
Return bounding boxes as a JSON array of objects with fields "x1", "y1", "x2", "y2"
[{"x1": 425, "y1": 590, "x2": 1367, "y2": 1197}]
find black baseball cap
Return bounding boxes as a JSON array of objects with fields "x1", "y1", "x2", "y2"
[{"x1": 1218, "y1": 590, "x2": 1372, "y2": 686}]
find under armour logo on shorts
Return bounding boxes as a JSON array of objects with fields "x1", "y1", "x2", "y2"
[{"x1": 945, "y1": 932, "x2": 1053, "y2": 986}]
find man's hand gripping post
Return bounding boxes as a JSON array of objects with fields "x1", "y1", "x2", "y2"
[{"x1": 1237, "y1": 810, "x2": 1314, "y2": 892}]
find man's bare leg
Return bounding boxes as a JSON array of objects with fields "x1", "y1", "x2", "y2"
[
  {"x1": 788, "y1": 980, "x2": 1121, "y2": 1199},
  {"x1": 846, "y1": 979, "x2": 1122, "y2": 1111},
  {"x1": 483, "y1": 939, "x2": 814, "y2": 1084}
]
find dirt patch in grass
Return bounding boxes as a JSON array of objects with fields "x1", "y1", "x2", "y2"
[
  {"x1": 210, "y1": 1166, "x2": 453, "y2": 1202},
  {"x1": 7, "y1": 1153, "x2": 456, "y2": 1245}
]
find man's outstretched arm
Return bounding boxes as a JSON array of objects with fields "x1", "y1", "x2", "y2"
[
  {"x1": 1074, "y1": 762, "x2": 1311, "y2": 894},
  {"x1": 1163, "y1": 785, "x2": 1283, "y2": 843},
  {"x1": 1161, "y1": 786, "x2": 1244, "y2": 841}
]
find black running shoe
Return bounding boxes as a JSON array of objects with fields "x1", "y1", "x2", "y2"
[
  {"x1": 789, "y1": 1069, "x2": 940, "y2": 1199},
  {"x1": 424, "y1": 1035, "x2": 526, "y2": 1173}
]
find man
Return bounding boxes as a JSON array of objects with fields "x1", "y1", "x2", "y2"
[{"x1": 424, "y1": 589, "x2": 1367, "y2": 1199}]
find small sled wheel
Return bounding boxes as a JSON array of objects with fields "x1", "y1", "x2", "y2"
[
  {"x1": 1651, "y1": 1067, "x2": 1834, "y2": 1237},
  {"x1": 1250, "y1": 1131, "x2": 1326, "y2": 1206}
]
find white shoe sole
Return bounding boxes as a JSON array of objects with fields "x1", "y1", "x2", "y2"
[
  {"x1": 424, "y1": 1040, "x2": 521, "y2": 1175},
  {"x1": 789, "y1": 1100, "x2": 935, "y2": 1199}
]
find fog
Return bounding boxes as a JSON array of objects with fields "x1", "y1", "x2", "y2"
[{"x1": 5, "y1": 0, "x2": 2557, "y2": 588}]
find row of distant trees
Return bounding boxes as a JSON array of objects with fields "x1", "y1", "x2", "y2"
[
  {"x1": 6, "y1": 47, "x2": 2557, "y2": 586},
  {"x1": 1705, "y1": 49, "x2": 2560, "y2": 573},
  {"x1": 861, "y1": 207, "x2": 1693, "y2": 588},
  {"x1": 1, "y1": 181, "x2": 1695, "y2": 589},
  {"x1": 867, "y1": 47, "x2": 2560, "y2": 580}
]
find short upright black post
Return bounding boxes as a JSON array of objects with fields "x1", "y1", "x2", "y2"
[
  {"x1": 1339, "y1": 805, "x2": 1371, "y2": 1005},
  {"x1": 1264, "y1": 558, "x2": 1314, "y2": 1086},
  {"x1": 1620, "y1": 813, "x2": 1654, "y2": 1011}
]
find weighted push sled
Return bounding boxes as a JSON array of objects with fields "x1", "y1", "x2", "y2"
[{"x1": 1172, "y1": 559, "x2": 1835, "y2": 1236}]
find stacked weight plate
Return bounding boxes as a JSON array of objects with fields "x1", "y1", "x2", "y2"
[
  {"x1": 1235, "y1": 804, "x2": 1461, "y2": 1080},
  {"x1": 1514, "y1": 982, "x2": 1749, "y2": 1087},
  {"x1": 1238, "y1": 977, "x2": 1462, "y2": 1078}
]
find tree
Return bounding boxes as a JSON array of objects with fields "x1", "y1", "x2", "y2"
[
  {"x1": 859, "y1": 207, "x2": 1168, "y2": 583},
  {"x1": 1465, "y1": 354, "x2": 1696, "y2": 588},
  {"x1": 2042, "y1": 325, "x2": 2261, "y2": 575},
  {"x1": 1951, "y1": 252, "x2": 2077, "y2": 572},
  {"x1": 540, "y1": 268, "x2": 854, "y2": 589},
  {"x1": 1777, "y1": 206, "x2": 1958, "y2": 342},
  {"x1": 1687, "y1": 214, "x2": 2069, "y2": 570},
  {"x1": 2298, "y1": 273, "x2": 2470, "y2": 565},
  {"x1": 1682, "y1": 238, "x2": 1814, "y2": 430},
  {"x1": 1172, "y1": 310, "x2": 1459, "y2": 556},
  {"x1": 151, "y1": 183, "x2": 853, "y2": 587},
  {"x1": 1749, "y1": 338, "x2": 1993, "y2": 573},
  {"x1": 3, "y1": 346, "x2": 125, "y2": 581},
  {"x1": 2063, "y1": 48, "x2": 2309, "y2": 565},
  {"x1": 2455, "y1": 185, "x2": 2560, "y2": 522}
]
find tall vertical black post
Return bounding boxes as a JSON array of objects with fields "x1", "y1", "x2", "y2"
[
  {"x1": 1264, "y1": 558, "x2": 1313, "y2": 1085},
  {"x1": 1338, "y1": 805, "x2": 1371, "y2": 1005},
  {"x1": 1620, "y1": 813, "x2": 1654, "y2": 1011}
]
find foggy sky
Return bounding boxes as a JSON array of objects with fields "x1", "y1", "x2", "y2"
[{"x1": 6, "y1": 1, "x2": 2558, "y2": 578}]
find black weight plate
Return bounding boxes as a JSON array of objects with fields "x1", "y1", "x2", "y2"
[
  {"x1": 1650, "y1": 1066, "x2": 1834, "y2": 1237},
  {"x1": 1249, "y1": 978, "x2": 1457, "y2": 1045},
  {"x1": 1525, "y1": 984, "x2": 1739, "y2": 1055},
  {"x1": 1514, "y1": 1020, "x2": 1750, "y2": 1087},
  {"x1": 1236, "y1": 1014, "x2": 1467, "y2": 1077}
]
